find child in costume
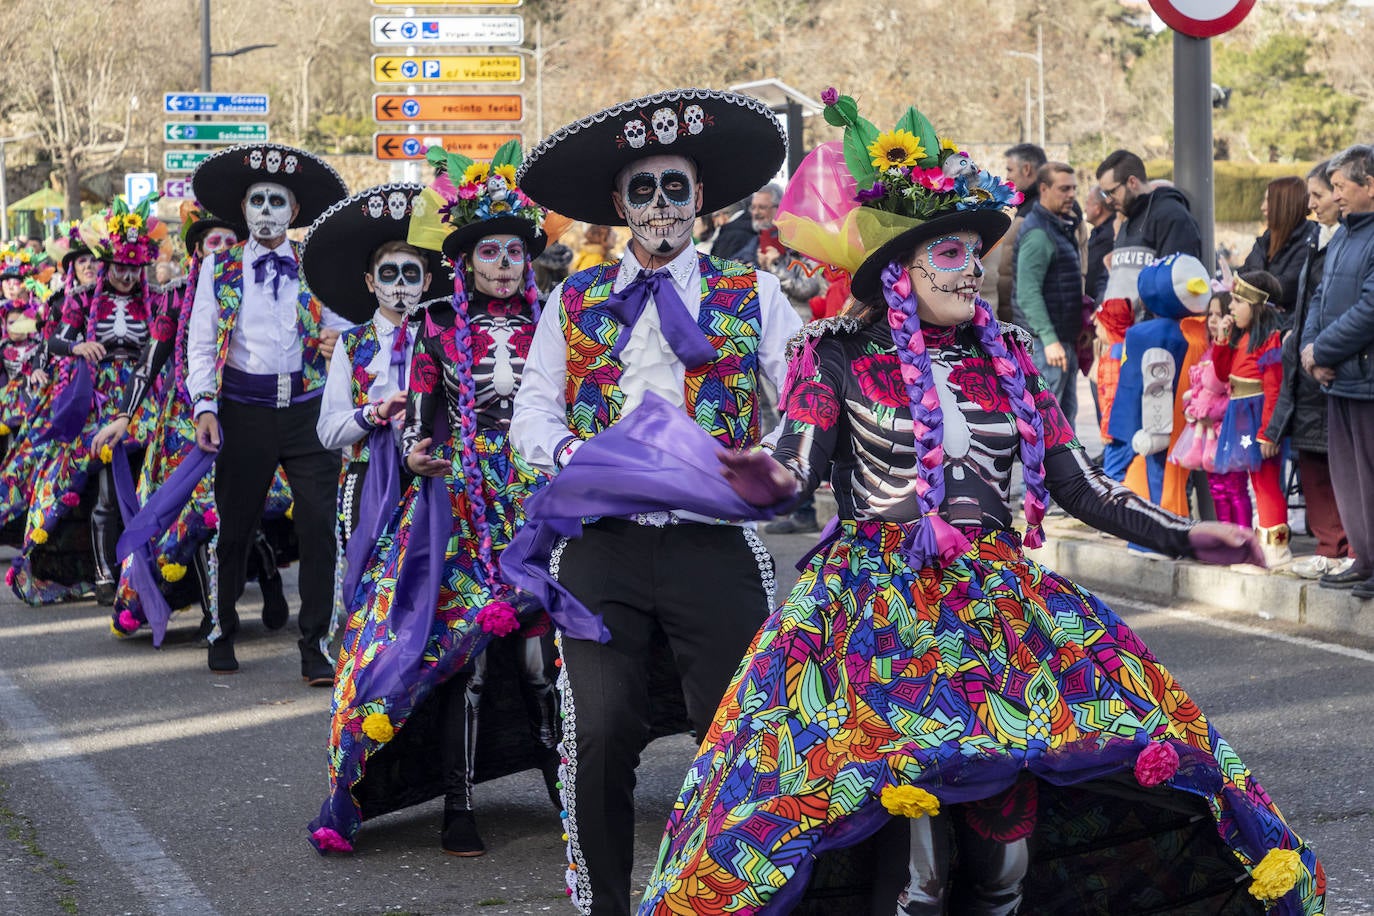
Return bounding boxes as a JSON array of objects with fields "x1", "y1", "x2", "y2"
[
  {"x1": 309, "y1": 145, "x2": 560, "y2": 859},
  {"x1": 1213, "y1": 271, "x2": 1289, "y2": 566},
  {"x1": 639, "y1": 92, "x2": 1324, "y2": 916},
  {"x1": 0, "y1": 302, "x2": 48, "y2": 455}
]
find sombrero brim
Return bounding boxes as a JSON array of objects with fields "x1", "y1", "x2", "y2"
[
  {"x1": 441, "y1": 214, "x2": 547, "y2": 264},
  {"x1": 518, "y1": 88, "x2": 786, "y2": 227},
  {"x1": 192, "y1": 144, "x2": 348, "y2": 229},
  {"x1": 301, "y1": 183, "x2": 454, "y2": 326},
  {"x1": 850, "y1": 209, "x2": 1011, "y2": 303}
]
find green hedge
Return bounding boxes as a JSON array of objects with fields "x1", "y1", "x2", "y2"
[{"x1": 1144, "y1": 160, "x2": 1317, "y2": 223}]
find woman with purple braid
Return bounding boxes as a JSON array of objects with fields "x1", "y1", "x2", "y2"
[
  {"x1": 640, "y1": 95, "x2": 1325, "y2": 915},
  {"x1": 309, "y1": 143, "x2": 562, "y2": 859}
]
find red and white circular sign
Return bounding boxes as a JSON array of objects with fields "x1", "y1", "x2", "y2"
[{"x1": 1148, "y1": 0, "x2": 1255, "y2": 38}]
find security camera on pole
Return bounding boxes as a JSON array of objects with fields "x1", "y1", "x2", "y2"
[{"x1": 1147, "y1": 0, "x2": 1255, "y2": 266}]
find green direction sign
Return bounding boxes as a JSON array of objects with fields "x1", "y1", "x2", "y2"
[
  {"x1": 164, "y1": 150, "x2": 213, "y2": 172},
  {"x1": 163, "y1": 121, "x2": 269, "y2": 144}
]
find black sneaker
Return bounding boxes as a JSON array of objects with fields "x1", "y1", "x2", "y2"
[
  {"x1": 93, "y1": 581, "x2": 116, "y2": 606},
  {"x1": 1319, "y1": 565, "x2": 1371, "y2": 590},
  {"x1": 764, "y1": 515, "x2": 820, "y2": 535},
  {"x1": 208, "y1": 638, "x2": 238, "y2": 674},
  {"x1": 1353, "y1": 577, "x2": 1374, "y2": 601},
  {"x1": 261, "y1": 576, "x2": 289, "y2": 630},
  {"x1": 440, "y1": 809, "x2": 485, "y2": 857}
]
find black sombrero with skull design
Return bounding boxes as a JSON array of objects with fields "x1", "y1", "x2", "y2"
[
  {"x1": 192, "y1": 143, "x2": 349, "y2": 229},
  {"x1": 516, "y1": 88, "x2": 787, "y2": 226},
  {"x1": 301, "y1": 183, "x2": 453, "y2": 325}
]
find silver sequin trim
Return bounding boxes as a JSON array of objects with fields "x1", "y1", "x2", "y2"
[
  {"x1": 741, "y1": 527, "x2": 777, "y2": 609},
  {"x1": 548, "y1": 536, "x2": 568, "y2": 582},
  {"x1": 553, "y1": 632, "x2": 592, "y2": 913}
]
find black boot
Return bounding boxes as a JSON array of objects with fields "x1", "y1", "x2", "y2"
[
  {"x1": 440, "y1": 808, "x2": 484, "y2": 857},
  {"x1": 519, "y1": 635, "x2": 563, "y2": 811},
  {"x1": 192, "y1": 544, "x2": 214, "y2": 644},
  {"x1": 440, "y1": 674, "x2": 484, "y2": 855},
  {"x1": 253, "y1": 530, "x2": 289, "y2": 630},
  {"x1": 207, "y1": 637, "x2": 238, "y2": 673},
  {"x1": 90, "y1": 467, "x2": 121, "y2": 605}
]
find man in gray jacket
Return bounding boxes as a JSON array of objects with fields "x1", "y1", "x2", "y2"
[{"x1": 1302, "y1": 144, "x2": 1374, "y2": 598}]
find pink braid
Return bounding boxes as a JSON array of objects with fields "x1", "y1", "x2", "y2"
[
  {"x1": 881, "y1": 261, "x2": 970, "y2": 566},
  {"x1": 449, "y1": 254, "x2": 501, "y2": 594},
  {"x1": 522, "y1": 260, "x2": 541, "y2": 322},
  {"x1": 967, "y1": 297, "x2": 1050, "y2": 547}
]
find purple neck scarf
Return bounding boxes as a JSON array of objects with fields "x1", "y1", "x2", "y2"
[{"x1": 603, "y1": 268, "x2": 716, "y2": 369}]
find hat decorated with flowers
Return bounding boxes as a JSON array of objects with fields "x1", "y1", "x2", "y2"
[
  {"x1": 178, "y1": 201, "x2": 246, "y2": 255},
  {"x1": 78, "y1": 196, "x2": 167, "y2": 266},
  {"x1": 777, "y1": 89, "x2": 1021, "y2": 302},
  {"x1": 301, "y1": 182, "x2": 454, "y2": 325},
  {"x1": 516, "y1": 88, "x2": 787, "y2": 226},
  {"x1": 192, "y1": 143, "x2": 348, "y2": 229},
  {"x1": 406, "y1": 140, "x2": 559, "y2": 263},
  {"x1": 45, "y1": 222, "x2": 95, "y2": 272}
]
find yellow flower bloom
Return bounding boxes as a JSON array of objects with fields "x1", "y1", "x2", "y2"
[
  {"x1": 1248, "y1": 848, "x2": 1303, "y2": 901},
  {"x1": 461, "y1": 162, "x2": 491, "y2": 186},
  {"x1": 31, "y1": 528, "x2": 48, "y2": 545},
  {"x1": 940, "y1": 137, "x2": 959, "y2": 153},
  {"x1": 99, "y1": 444, "x2": 114, "y2": 463},
  {"x1": 868, "y1": 129, "x2": 925, "y2": 170},
  {"x1": 161, "y1": 563, "x2": 187, "y2": 583},
  {"x1": 880, "y1": 784, "x2": 940, "y2": 819},
  {"x1": 493, "y1": 164, "x2": 518, "y2": 187},
  {"x1": 110, "y1": 620, "x2": 129, "y2": 638},
  {"x1": 361, "y1": 712, "x2": 395, "y2": 743},
  {"x1": 285, "y1": 502, "x2": 294, "y2": 520},
  {"x1": 125, "y1": 213, "x2": 143, "y2": 229},
  {"x1": 0, "y1": 424, "x2": 10, "y2": 436}
]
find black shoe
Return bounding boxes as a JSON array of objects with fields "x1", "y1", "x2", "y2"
[
  {"x1": 193, "y1": 614, "x2": 214, "y2": 645},
  {"x1": 764, "y1": 515, "x2": 820, "y2": 535},
  {"x1": 440, "y1": 809, "x2": 485, "y2": 857},
  {"x1": 261, "y1": 576, "x2": 289, "y2": 630},
  {"x1": 1353, "y1": 577, "x2": 1374, "y2": 601},
  {"x1": 1319, "y1": 566, "x2": 1371, "y2": 590},
  {"x1": 539, "y1": 751, "x2": 562, "y2": 811},
  {"x1": 93, "y1": 581, "x2": 116, "y2": 606},
  {"x1": 208, "y1": 638, "x2": 239, "y2": 674},
  {"x1": 301, "y1": 647, "x2": 335, "y2": 687}
]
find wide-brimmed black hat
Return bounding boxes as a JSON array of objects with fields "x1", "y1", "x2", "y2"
[
  {"x1": 517, "y1": 88, "x2": 787, "y2": 226},
  {"x1": 850, "y1": 209, "x2": 1010, "y2": 303},
  {"x1": 301, "y1": 183, "x2": 454, "y2": 325},
  {"x1": 192, "y1": 144, "x2": 348, "y2": 229},
  {"x1": 182, "y1": 216, "x2": 246, "y2": 254}
]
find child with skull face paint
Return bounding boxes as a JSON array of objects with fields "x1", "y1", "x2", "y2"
[
  {"x1": 183, "y1": 143, "x2": 351, "y2": 681},
  {"x1": 308, "y1": 148, "x2": 564, "y2": 859},
  {"x1": 2, "y1": 198, "x2": 172, "y2": 605},
  {"x1": 638, "y1": 94, "x2": 1324, "y2": 916}
]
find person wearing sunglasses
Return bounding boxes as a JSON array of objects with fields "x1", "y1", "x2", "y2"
[{"x1": 640, "y1": 93, "x2": 1322, "y2": 916}]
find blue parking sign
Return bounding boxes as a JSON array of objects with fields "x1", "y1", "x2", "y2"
[{"x1": 422, "y1": 59, "x2": 440, "y2": 79}]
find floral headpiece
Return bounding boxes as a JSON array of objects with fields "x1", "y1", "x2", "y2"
[
  {"x1": 0, "y1": 242, "x2": 47, "y2": 280},
  {"x1": 407, "y1": 140, "x2": 544, "y2": 254},
  {"x1": 81, "y1": 195, "x2": 167, "y2": 266}
]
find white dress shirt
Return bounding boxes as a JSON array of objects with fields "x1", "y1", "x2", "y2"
[
  {"x1": 316, "y1": 312, "x2": 411, "y2": 453},
  {"x1": 512, "y1": 244, "x2": 801, "y2": 474},
  {"x1": 186, "y1": 238, "x2": 352, "y2": 416}
]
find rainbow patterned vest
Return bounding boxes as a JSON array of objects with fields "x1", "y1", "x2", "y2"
[
  {"x1": 559, "y1": 253, "x2": 762, "y2": 448},
  {"x1": 339, "y1": 320, "x2": 383, "y2": 464},
  {"x1": 210, "y1": 240, "x2": 329, "y2": 397}
]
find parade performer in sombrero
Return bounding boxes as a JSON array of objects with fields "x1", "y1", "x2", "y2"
[
  {"x1": 637, "y1": 92, "x2": 1325, "y2": 915},
  {"x1": 185, "y1": 143, "x2": 349, "y2": 680},
  {"x1": 94, "y1": 205, "x2": 291, "y2": 644},
  {"x1": 509, "y1": 89, "x2": 802, "y2": 914},
  {"x1": 308, "y1": 143, "x2": 562, "y2": 858},
  {"x1": 6, "y1": 199, "x2": 169, "y2": 605}
]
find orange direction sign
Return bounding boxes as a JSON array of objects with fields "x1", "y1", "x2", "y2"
[
  {"x1": 374, "y1": 94, "x2": 523, "y2": 123},
  {"x1": 372, "y1": 55, "x2": 523, "y2": 84},
  {"x1": 374, "y1": 132, "x2": 522, "y2": 161}
]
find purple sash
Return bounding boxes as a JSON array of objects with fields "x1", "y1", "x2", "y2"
[
  {"x1": 110, "y1": 445, "x2": 175, "y2": 646},
  {"x1": 221, "y1": 366, "x2": 319, "y2": 408},
  {"x1": 340, "y1": 426, "x2": 400, "y2": 606},
  {"x1": 502, "y1": 392, "x2": 784, "y2": 644},
  {"x1": 115, "y1": 444, "x2": 217, "y2": 564},
  {"x1": 36, "y1": 359, "x2": 94, "y2": 444}
]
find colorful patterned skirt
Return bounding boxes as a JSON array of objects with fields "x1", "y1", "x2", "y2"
[
  {"x1": 10, "y1": 358, "x2": 156, "y2": 605},
  {"x1": 639, "y1": 523, "x2": 1324, "y2": 915},
  {"x1": 0, "y1": 371, "x2": 60, "y2": 535},
  {"x1": 309, "y1": 427, "x2": 550, "y2": 853}
]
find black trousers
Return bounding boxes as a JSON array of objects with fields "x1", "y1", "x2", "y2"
[
  {"x1": 212, "y1": 397, "x2": 338, "y2": 652},
  {"x1": 557, "y1": 518, "x2": 774, "y2": 916}
]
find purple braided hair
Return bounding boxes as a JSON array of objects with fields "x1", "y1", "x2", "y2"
[
  {"x1": 880, "y1": 261, "x2": 1050, "y2": 562},
  {"x1": 448, "y1": 253, "x2": 502, "y2": 594},
  {"x1": 521, "y1": 259, "x2": 541, "y2": 322}
]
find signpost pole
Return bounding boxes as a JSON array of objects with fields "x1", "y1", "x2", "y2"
[
  {"x1": 1173, "y1": 33, "x2": 1215, "y2": 265},
  {"x1": 200, "y1": 0, "x2": 212, "y2": 92}
]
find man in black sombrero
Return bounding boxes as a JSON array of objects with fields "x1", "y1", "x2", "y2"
[
  {"x1": 512, "y1": 88, "x2": 802, "y2": 915},
  {"x1": 186, "y1": 142, "x2": 349, "y2": 681}
]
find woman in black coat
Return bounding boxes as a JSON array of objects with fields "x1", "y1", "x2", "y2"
[{"x1": 1243, "y1": 175, "x2": 1312, "y2": 328}]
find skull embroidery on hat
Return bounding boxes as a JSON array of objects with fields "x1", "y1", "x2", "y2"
[{"x1": 618, "y1": 100, "x2": 714, "y2": 151}]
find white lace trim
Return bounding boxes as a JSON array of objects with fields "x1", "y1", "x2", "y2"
[
  {"x1": 741, "y1": 527, "x2": 777, "y2": 609},
  {"x1": 551, "y1": 575, "x2": 591, "y2": 912}
]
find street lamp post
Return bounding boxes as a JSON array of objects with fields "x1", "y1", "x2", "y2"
[{"x1": 1006, "y1": 24, "x2": 1046, "y2": 149}]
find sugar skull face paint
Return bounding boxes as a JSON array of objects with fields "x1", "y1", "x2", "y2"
[
  {"x1": 470, "y1": 233, "x2": 524, "y2": 299},
  {"x1": 908, "y1": 230, "x2": 984, "y2": 327},
  {"x1": 107, "y1": 261, "x2": 143, "y2": 294},
  {"x1": 365, "y1": 250, "x2": 430, "y2": 316},
  {"x1": 612, "y1": 154, "x2": 700, "y2": 258},
  {"x1": 243, "y1": 181, "x2": 296, "y2": 242},
  {"x1": 198, "y1": 229, "x2": 238, "y2": 256}
]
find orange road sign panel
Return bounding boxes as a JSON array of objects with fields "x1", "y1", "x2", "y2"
[
  {"x1": 373, "y1": 94, "x2": 523, "y2": 123},
  {"x1": 373, "y1": 132, "x2": 522, "y2": 161}
]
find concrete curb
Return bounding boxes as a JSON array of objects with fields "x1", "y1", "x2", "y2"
[{"x1": 813, "y1": 488, "x2": 1374, "y2": 640}]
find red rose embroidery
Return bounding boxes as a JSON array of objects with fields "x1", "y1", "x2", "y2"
[
  {"x1": 785, "y1": 378, "x2": 840, "y2": 430},
  {"x1": 467, "y1": 326, "x2": 494, "y2": 362},
  {"x1": 150, "y1": 314, "x2": 177, "y2": 343},
  {"x1": 948, "y1": 358, "x2": 1011, "y2": 413},
  {"x1": 509, "y1": 324, "x2": 535, "y2": 359},
  {"x1": 851, "y1": 353, "x2": 906, "y2": 408},
  {"x1": 1034, "y1": 387, "x2": 1077, "y2": 448},
  {"x1": 410, "y1": 351, "x2": 440, "y2": 394}
]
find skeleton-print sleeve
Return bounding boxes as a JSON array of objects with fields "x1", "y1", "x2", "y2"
[
  {"x1": 401, "y1": 325, "x2": 442, "y2": 458},
  {"x1": 772, "y1": 337, "x2": 846, "y2": 497},
  {"x1": 1043, "y1": 448, "x2": 1195, "y2": 558},
  {"x1": 119, "y1": 306, "x2": 178, "y2": 416}
]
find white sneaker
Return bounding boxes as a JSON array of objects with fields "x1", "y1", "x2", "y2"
[{"x1": 1290, "y1": 555, "x2": 1331, "y2": 579}]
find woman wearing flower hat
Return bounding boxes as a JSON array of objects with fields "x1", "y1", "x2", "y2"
[
  {"x1": 639, "y1": 93, "x2": 1324, "y2": 915},
  {"x1": 5, "y1": 197, "x2": 170, "y2": 605},
  {"x1": 308, "y1": 143, "x2": 561, "y2": 859}
]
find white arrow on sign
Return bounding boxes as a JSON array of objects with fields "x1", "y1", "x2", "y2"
[{"x1": 370, "y1": 14, "x2": 524, "y2": 46}]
